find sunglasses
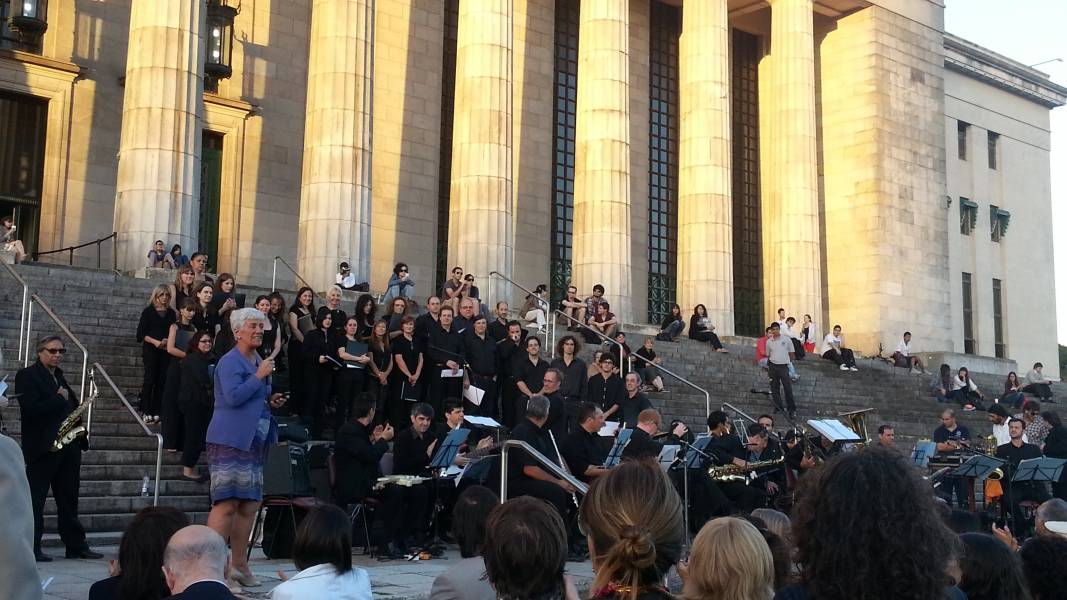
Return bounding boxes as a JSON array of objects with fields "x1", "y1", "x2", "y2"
[
  {"x1": 44, "y1": 348, "x2": 67, "y2": 355},
  {"x1": 399, "y1": 269, "x2": 408, "y2": 273}
]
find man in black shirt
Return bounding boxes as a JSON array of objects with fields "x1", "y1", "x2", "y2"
[
  {"x1": 619, "y1": 372, "x2": 653, "y2": 429},
  {"x1": 464, "y1": 315, "x2": 498, "y2": 418},
  {"x1": 933, "y1": 408, "x2": 972, "y2": 508},
  {"x1": 334, "y1": 395, "x2": 421, "y2": 559},
  {"x1": 512, "y1": 336, "x2": 549, "y2": 419},
  {"x1": 508, "y1": 395, "x2": 576, "y2": 519},
  {"x1": 496, "y1": 321, "x2": 525, "y2": 428},
  {"x1": 453, "y1": 297, "x2": 478, "y2": 335},
  {"x1": 426, "y1": 305, "x2": 465, "y2": 416},
  {"x1": 414, "y1": 296, "x2": 442, "y2": 344},
  {"x1": 487, "y1": 301, "x2": 526, "y2": 343},
  {"x1": 588, "y1": 354, "x2": 625, "y2": 421},
  {"x1": 706, "y1": 411, "x2": 766, "y2": 512},
  {"x1": 997, "y1": 418, "x2": 1050, "y2": 532},
  {"x1": 561, "y1": 402, "x2": 611, "y2": 484},
  {"x1": 621, "y1": 408, "x2": 666, "y2": 460},
  {"x1": 746, "y1": 423, "x2": 786, "y2": 504},
  {"x1": 540, "y1": 368, "x2": 568, "y2": 439}
]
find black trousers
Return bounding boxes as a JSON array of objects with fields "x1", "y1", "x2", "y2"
[
  {"x1": 1004, "y1": 482, "x2": 1051, "y2": 535},
  {"x1": 768, "y1": 362, "x2": 796, "y2": 412},
  {"x1": 1021, "y1": 383, "x2": 1053, "y2": 399},
  {"x1": 303, "y1": 365, "x2": 333, "y2": 437},
  {"x1": 718, "y1": 480, "x2": 767, "y2": 513},
  {"x1": 692, "y1": 331, "x2": 724, "y2": 350},
  {"x1": 27, "y1": 446, "x2": 87, "y2": 554},
  {"x1": 467, "y1": 374, "x2": 498, "y2": 419},
  {"x1": 669, "y1": 469, "x2": 733, "y2": 533},
  {"x1": 375, "y1": 482, "x2": 430, "y2": 548},
  {"x1": 822, "y1": 348, "x2": 856, "y2": 368},
  {"x1": 161, "y1": 359, "x2": 184, "y2": 450},
  {"x1": 286, "y1": 340, "x2": 306, "y2": 417},
  {"x1": 790, "y1": 338, "x2": 806, "y2": 360},
  {"x1": 427, "y1": 366, "x2": 462, "y2": 419},
  {"x1": 1053, "y1": 477, "x2": 1067, "y2": 502},
  {"x1": 140, "y1": 345, "x2": 170, "y2": 415},
  {"x1": 365, "y1": 376, "x2": 389, "y2": 426},
  {"x1": 500, "y1": 379, "x2": 519, "y2": 429},
  {"x1": 387, "y1": 377, "x2": 413, "y2": 430},
  {"x1": 333, "y1": 368, "x2": 366, "y2": 432},
  {"x1": 508, "y1": 478, "x2": 575, "y2": 521},
  {"x1": 180, "y1": 400, "x2": 213, "y2": 469}
]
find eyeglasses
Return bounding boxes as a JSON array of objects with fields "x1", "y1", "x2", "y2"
[
  {"x1": 198, "y1": 339, "x2": 213, "y2": 345},
  {"x1": 44, "y1": 348, "x2": 66, "y2": 354}
]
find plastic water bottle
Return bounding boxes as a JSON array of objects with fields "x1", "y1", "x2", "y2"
[{"x1": 141, "y1": 473, "x2": 150, "y2": 497}]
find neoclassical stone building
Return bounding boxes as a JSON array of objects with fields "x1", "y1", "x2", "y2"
[{"x1": 0, "y1": 0, "x2": 1063, "y2": 374}]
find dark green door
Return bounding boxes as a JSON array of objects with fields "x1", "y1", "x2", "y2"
[
  {"x1": 0, "y1": 90, "x2": 47, "y2": 257},
  {"x1": 199, "y1": 132, "x2": 224, "y2": 267}
]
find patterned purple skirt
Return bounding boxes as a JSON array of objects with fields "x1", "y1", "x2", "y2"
[{"x1": 206, "y1": 436, "x2": 268, "y2": 503}]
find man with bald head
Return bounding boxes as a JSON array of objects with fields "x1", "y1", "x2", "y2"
[{"x1": 163, "y1": 525, "x2": 236, "y2": 599}]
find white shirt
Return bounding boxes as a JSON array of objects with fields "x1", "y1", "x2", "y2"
[
  {"x1": 992, "y1": 422, "x2": 1027, "y2": 446},
  {"x1": 269, "y1": 564, "x2": 372, "y2": 600},
  {"x1": 820, "y1": 333, "x2": 842, "y2": 356},
  {"x1": 336, "y1": 272, "x2": 357, "y2": 288},
  {"x1": 766, "y1": 336, "x2": 794, "y2": 365},
  {"x1": 952, "y1": 376, "x2": 978, "y2": 392},
  {"x1": 801, "y1": 321, "x2": 819, "y2": 345},
  {"x1": 896, "y1": 340, "x2": 910, "y2": 357}
]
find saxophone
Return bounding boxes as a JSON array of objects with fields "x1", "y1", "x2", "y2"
[
  {"x1": 52, "y1": 374, "x2": 96, "y2": 452},
  {"x1": 707, "y1": 456, "x2": 785, "y2": 482}
]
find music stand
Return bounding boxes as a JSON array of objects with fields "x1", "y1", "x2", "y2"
[
  {"x1": 430, "y1": 428, "x2": 471, "y2": 470},
  {"x1": 951, "y1": 454, "x2": 1005, "y2": 481},
  {"x1": 911, "y1": 442, "x2": 936, "y2": 469},
  {"x1": 658, "y1": 445, "x2": 680, "y2": 472},
  {"x1": 684, "y1": 436, "x2": 713, "y2": 469},
  {"x1": 1012, "y1": 457, "x2": 1066, "y2": 484},
  {"x1": 602, "y1": 429, "x2": 634, "y2": 468}
]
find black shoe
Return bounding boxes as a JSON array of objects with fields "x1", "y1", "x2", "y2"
[
  {"x1": 377, "y1": 543, "x2": 406, "y2": 561},
  {"x1": 66, "y1": 547, "x2": 103, "y2": 559},
  {"x1": 180, "y1": 473, "x2": 209, "y2": 483},
  {"x1": 34, "y1": 552, "x2": 53, "y2": 563}
]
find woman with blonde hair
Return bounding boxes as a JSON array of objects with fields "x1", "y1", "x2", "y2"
[
  {"x1": 682, "y1": 518, "x2": 775, "y2": 600},
  {"x1": 168, "y1": 264, "x2": 196, "y2": 310},
  {"x1": 136, "y1": 285, "x2": 176, "y2": 423},
  {"x1": 579, "y1": 459, "x2": 684, "y2": 600}
]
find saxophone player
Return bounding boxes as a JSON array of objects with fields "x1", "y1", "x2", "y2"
[
  {"x1": 746, "y1": 424, "x2": 786, "y2": 501},
  {"x1": 16, "y1": 335, "x2": 100, "y2": 561},
  {"x1": 707, "y1": 410, "x2": 767, "y2": 512}
]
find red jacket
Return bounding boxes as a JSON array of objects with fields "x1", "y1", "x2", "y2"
[{"x1": 755, "y1": 336, "x2": 768, "y2": 363}]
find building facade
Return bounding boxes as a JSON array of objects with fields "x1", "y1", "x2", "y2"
[{"x1": 0, "y1": 0, "x2": 1062, "y2": 374}]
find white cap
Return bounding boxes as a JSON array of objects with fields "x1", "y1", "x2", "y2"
[{"x1": 1045, "y1": 521, "x2": 1067, "y2": 536}]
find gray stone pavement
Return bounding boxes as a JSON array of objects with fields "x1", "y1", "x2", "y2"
[{"x1": 37, "y1": 546, "x2": 595, "y2": 599}]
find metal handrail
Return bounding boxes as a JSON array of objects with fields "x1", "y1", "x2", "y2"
[
  {"x1": 271, "y1": 256, "x2": 315, "y2": 294},
  {"x1": 499, "y1": 439, "x2": 589, "y2": 502},
  {"x1": 630, "y1": 352, "x2": 711, "y2": 418},
  {"x1": 25, "y1": 294, "x2": 92, "y2": 438},
  {"x1": 552, "y1": 309, "x2": 626, "y2": 376},
  {"x1": 33, "y1": 231, "x2": 117, "y2": 271},
  {"x1": 0, "y1": 261, "x2": 30, "y2": 363},
  {"x1": 722, "y1": 401, "x2": 758, "y2": 425},
  {"x1": 488, "y1": 271, "x2": 556, "y2": 357},
  {"x1": 92, "y1": 364, "x2": 162, "y2": 505}
]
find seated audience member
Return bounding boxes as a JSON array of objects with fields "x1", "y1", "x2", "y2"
[
  {"x1": 147, "y1": 239, "x2": 177, "y2": 269},
  {"x1": 682, "y1": 517, "x2": 775, "y2": 600},
  {"x1": 1019, "y1": 535, "x2": 1067, "y2": 600},
  {"x1": 334, "y1": 394, "x2": 426, "y2": 560},
  {"x1": 586, "y1": 300, "x2": 620, "y2": 342},
  {"x1": 521, "y1": 284, "x2": 550, "y2": 335},
  {"x1": 876, "y1": 424, "x2": 896, "y2": 449},
  {"x1": 1015, "y1": 399, "x2": 1051, "y2": 447},
  {"x1": 890, "y1": 332, "x2": 925, "y2": 373},
  {"x1": 819, "y1": 325, "x2": 858, "y2": 371},
  {"x1": 997, "y1": 417, "x2": 1051, "y2": 530},
  {"x1": 1003, "y1": 372, "x2": 1026, "y2": 408},
  {"x1": 507, "y1": 395, "x2": 576, "y2": 520},
  {"x1": 269, "y1": 505, "x2": 371, "y2": 600},
  {"x1": 0, "y1": 434, "x2": 40, "y2": 600},
  {"x1": 750, "y1": 508, "x2": 791, "y2": 547},
  {"x1": 957, "y1": 533, "x2": 1030, "y2": 600},
  {"x1": 657, "y1": 303, "x2": 685, "y2": 341},
  {"x1": 383, "y1": 262, "x2": 415, "y2": 302},
  {"x1": 1022, "y1": 362, "x2": 1055, "y2": 401},
  {"x1": 583, "y1": 284, "x2": 606, "y2": 323},
  {"x1": 1, "y1": 214, "x2": 26, "y2": 263},
  {"x1": 483, "y1": 497, "x2": 576, "y2": 600},
  {"x1": 588, "y1": 350, "x2": 605, "y2": 378},
  {"x1": 931, "y1": 363, "x2": 953, "y2": 403},
  {"x1": 561, "y1": 402, "x2": 611, "y2": 484},
  {"x1": 608, "y1": 331, "x2": 633, "y2": 372},
  {"x1": 634, "y1": 337, "x2": 666, "y2": 393},
  {"x1": 189, "y1": 252, "x2": 212, "y2": 283},
  {"x1": 780, "y1": 317, "x2": 805, "y2": 360},
  {"x1": 430, "y1": 486, "x2": 499, "y2": 600},
  {"x1": 580, "y1": 459, "x2": 685, "y2": 600},
  {"x1": 588, "y1": 353, "x2": 625, "y2": 422},
  {"x1": 951, "y1": 367, "x2": 985, "y2": 411},
  {"x1": 799, "y1": 314, "x2": 819, "y2": 355},
  {"x1": 1035, "y1": 498, "x2": 1067, "y2": 538},
  {"x1": 170, "y1": 244, "x2": 189, "y2": 267},
  {"x1": 442, "y1": 266, "x2": 469, "y2": 312},
  {"x1": 934, "y1": 409, "x2": 972, "y2": 508},
  {"x1": 1043, "y1": 414, "x2": 1067, "y2": 501},
  {"x1": 162, "y1": 525, "x2": 236, "y2": 599},
  {"x1": 988, "y1": 404, "x2": 1020, "y2": 446},
  {"x1": 89, "y1": 508, "x2": 190, "y2": 600},
  {"x1": 774, "y1": 448, "x2": 962, "y2": 600},
  {"x1": 618, "y1": 372, "x2": 653, "y2": 429},
  {"x1": 944, "y1": 509, "x2": 982, "y2": 534},
  {"x1": 775, "y1": 308, "x2": 788, "y2": 331},
  {"x1": 559, "y1": 284, "x2": 586, "y2": 328},
  {"x1": 689, "y1": 304, "x2": 727, "y2": 351}
]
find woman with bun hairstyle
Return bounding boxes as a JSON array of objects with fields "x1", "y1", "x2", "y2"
[{"x1": 579, "y1": 459, "x2": 685, "y2": 600}]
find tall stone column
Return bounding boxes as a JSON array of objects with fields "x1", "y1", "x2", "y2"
[
  {"x1": 298, "y1": 0, "x2": 374, "y2": 289},
  {"x1": 448, "y1": 0, "x2": 512, "y2": 300},
  {"x1": 762, "y1": 0, "x2": 822, "y2": 321},
  {"x1": 113, "y1": 0, "x2": 203, "y2": 273},
  {"x1": 677, "y1": 0, "x2": 733, "y2": 334},
  {"x1": 573, "y1": 0, "x2": 632, "y2": 322}
]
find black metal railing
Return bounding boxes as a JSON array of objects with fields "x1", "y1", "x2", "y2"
[{"x1": 32, "y1": 231, "x2": 117, "y2": 271}]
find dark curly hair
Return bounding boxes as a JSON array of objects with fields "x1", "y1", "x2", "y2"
[
  {"x1": 114, "y1": 506, "x2": 190, "y2": 600},
  {"x1": 958, "y1": 533, "x2": 1031, "y2": 600},
  {"x1": 791, "y1": 447, "x2": 961, "y2": 600},
  {"x1": 1019, "y1": 536, "x2": 1067, "y2": 600}
]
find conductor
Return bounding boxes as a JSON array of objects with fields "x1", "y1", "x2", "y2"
[{"x1": 16, "y1": 335, "x2": 100, "y2": 561}]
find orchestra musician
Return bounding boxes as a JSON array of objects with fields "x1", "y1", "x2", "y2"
[
  {"x1": 655, "y1": 415, "x2": 736, "y2": 531},
  {"x1": 16, "y1": 335, "x2": 100, "y2": 561},
  {"x1": 996, "y1": 418, "x2": 1050, "y2": 532},
  {"x1": 506, "y1": 395, "x2": 576, "y2": 520},
  {"x1": 426, "y1": 306, "x2": 465, "y2": 417},
  {"x1": 496, "y1": 321, "x2": 525, "y2": 428},
  {"x1": 540, "y1": 368, "x2": 567, "y2": 439},
  {"x1": 783, "y1": 430, "x2": 817, "y2": 475},
  {"x1": 587, "y1": 354, "x2": 625, "y2": 423},
  {"x1": 620, "y1": 408, "x2": 667, "y2": 460},
  {"x1": 560, "y1": 402, "x2": 612, "y2": 484},
  {"x1": 333, "y1": 393, "x2": 420, "y2": 560},
  {"x1": 463, "y1": 314, "x2": 498, "y2": 418},
  {"x1": 706, "y1": 410, "x2": 767, "y2": 512},
  {"x1": 933, "y1": 408, "x2": 972, "y2": 508},
  {"x1": 746, "y1": 424, "x2": 786, "y2": 502},
  {"x1": 390, "y1": 403, "x2": 438, "y2": 544}
]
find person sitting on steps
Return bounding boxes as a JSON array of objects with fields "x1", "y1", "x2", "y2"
[{"x1": 820, "y1": 324, "x2": 858, "y2": 372}]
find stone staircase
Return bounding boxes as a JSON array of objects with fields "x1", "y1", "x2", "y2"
[{"x1": 0, "y1": 262, "x2": 1060, "y2": 548}]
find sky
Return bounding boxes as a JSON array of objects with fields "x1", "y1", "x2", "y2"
[{"x1": 943, "y1": 0, "x2": 1067, "y2": 345}]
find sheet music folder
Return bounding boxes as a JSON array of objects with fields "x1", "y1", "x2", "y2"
[
  {"x1": 430, "y1": 428, "x2": 470, "y2": 470},
  {"x1": 344, "y1": 340, "x2": 368, "y2": 368}
]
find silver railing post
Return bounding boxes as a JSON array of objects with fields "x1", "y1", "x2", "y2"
[
  {"x1": 94, "y1": 364, "x2": 163, "y2": 504},
  {"x1": 24, "y1": 301, "x2": 33, "y2": 367},
  {"x1": 630, "y1": 351, "x2": 711, "y2": 418}
]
